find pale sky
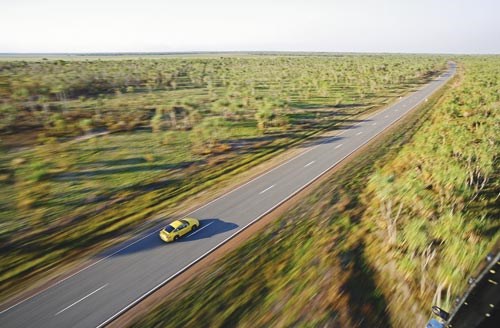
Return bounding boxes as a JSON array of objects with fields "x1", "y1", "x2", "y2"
[{"x1": 1, "y1": 0, "x2": 499, "y2": 54}]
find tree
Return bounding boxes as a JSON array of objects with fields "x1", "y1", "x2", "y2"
[
  {"x1": 255, "y1": 100, "x2": 275, "y2": 133},
  {"x1": 190, "y1": 117, "x2": 229, "y2": 152},
  {"x1": 78, "y1": 119, "x2": 93, "y2": 134},
  {"x1": 150, "y1": 107, "x2": 164, "y2": 133},
  {"x1": 48, "y1": 113, "x2": 67, "y2": 135},
  {"x1": 0, "y1": 104, "x2": 17, "y2": 132}
]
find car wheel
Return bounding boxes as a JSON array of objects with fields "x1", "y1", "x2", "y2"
[
  {"x1": 174, "y1": 236, "x2": 179, "y2": 241},
  {"x1": 192, "y1": 225, "x2": 198, "y2": 232}
]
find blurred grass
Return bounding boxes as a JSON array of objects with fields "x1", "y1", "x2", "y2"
[
  {"x1": 131, "y1": 64, "x2": 454, "y2": 328},
  {"x1": 133, "y1": 57, "x2": 498, "y2": 327},
  {"x1": 360, "y1": 57, "x2": 499, "y2": 327},
  {"x1": 0, "y1": 55, "x2": 445, "y2": 302},
  {"x1": 0, "y1": 93, "x2": 402, "y2": 301}
]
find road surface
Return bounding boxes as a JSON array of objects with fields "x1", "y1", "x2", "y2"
[{"x1": 0, "y1": 64, "x2": 456, "y2": 328}]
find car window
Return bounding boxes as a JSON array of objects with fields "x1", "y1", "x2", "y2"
[
  {"x1": 180, "y1": 219, "x2": 189, "y2": 227},
  {"x1": 165, "y1": 225, "x2": 175, "y2": 233}
]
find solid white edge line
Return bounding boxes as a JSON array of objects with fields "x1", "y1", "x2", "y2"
[
  {"x1": 2, "y1": 103, "x2": 356, "y2": 314},
  {"x1": 0, "y1": 230, "x2": 157, "y2": 315},
  {"x1": 0, "y1": 131, "x2": 320, "y2": 314},
  {"x1": 0, "y1": 136, "x2": 319, "y2": 315},
  {"x1": 96, "y1": 67, "x2": 455, "y2": 328},
  {"x1": 259, "y1": 185, "x2": 275, "y2": 195},
  {"x1": 55, "y1": 284, "x2": 108, "y2": 316},
  {"x1": 0, "y1": 67, "x2": 454, "y2": 317}
]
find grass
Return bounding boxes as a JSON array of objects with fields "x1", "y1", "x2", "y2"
[
  {"x1": 130, "y1": 63, "x2": 454, "y2": 328},
  {"x1": 360, "y1": 57, "x2": 499, "y2": 326},
  {"x1": 132, "y1": 57, "x2": 498, "y2": 327},
  {"x1": 0, "y1": 105, "x2": 372, "y2": 300},
  {"x1": 0, "y1": 55, "x2": 446, "y2": 302}
]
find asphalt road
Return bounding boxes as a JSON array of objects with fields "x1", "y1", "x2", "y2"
[{"x1": 0, "y1": 64, "x2": 456, "y2": 328}]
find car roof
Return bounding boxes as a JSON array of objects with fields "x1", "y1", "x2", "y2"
[{"x1": 169, "y1": 220, "x2": 183, "y2": 228}]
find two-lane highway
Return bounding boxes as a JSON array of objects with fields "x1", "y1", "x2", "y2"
[{"x1": 0, "y1": 64, "x2": 455, "y2": 328}]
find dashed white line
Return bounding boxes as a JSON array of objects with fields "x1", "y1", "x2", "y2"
[
  {"x1": 0, "y1": 225, "x2": 160, "y2": 315},
  {"x1": 1, "y1": 70, "x2": 453, "y2": 322},
  {"x1": 304, "y1": 161, "x2": 315, "y2": 167},
  {"x1": 186, "y1": 221, "x2": 214, "y2": 238},
  {"x1": 356, "y1": 132, "x2": 362, "y2": 135},
  {"x1": 96, "y1": 67, "x2": 455, "y2": 328},
  {"x1": 0, "y1": 85, "x2": 387, "y2": 315},
  {"x1": 259, "y1": 185, "x2": 275, "y2": 194},
  {"x1": 372, "y1": 122, "x2": 377, "y2": 126},
  {"x1": 384, "y1": 115, "x2": 389, "y2": 118},
  {"x1": 334, "y1": 144, "x2": 343, "y2": 149},
  {"x1": 55, "y1": 284, "x2": 108, "y2": 316}
]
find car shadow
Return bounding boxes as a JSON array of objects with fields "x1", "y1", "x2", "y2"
[
  {"x1": 105, "y1": 218, "x2": 239, "y2": 256},
  {"x1": 180, "y1": 218, "x2": 239, "y2": 242}
]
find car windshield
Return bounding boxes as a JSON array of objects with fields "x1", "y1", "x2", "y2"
[{"x1": 165, "y1": 225, "x2": 175, "y2": 233}]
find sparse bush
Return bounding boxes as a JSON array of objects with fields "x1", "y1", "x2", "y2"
[
  {"x1": 27, "y1": 160, "x2": 51, "y2": 182},
  {"x1": 109, "y1": 120, "x2": 127, "y2": 131},
  {"x1": 0, "y1": 54, "x2": 449, "y2": 305},
  {"x1": 190, "y1": 117, "x2": 230, "y2": 153},
  {"x1": 150, "y1": 107, "x2": 164, "y2": 133},
  {"x1": 162, "y1": 130, "x2": 177, "y2": 146},
  {"x1": 78, "y1": 118, "x2": 93, "y2": 134},
  {"x1": 143, "y1": 154, "x2": 155, "y2": 162}
]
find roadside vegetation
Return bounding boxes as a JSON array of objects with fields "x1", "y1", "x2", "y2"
[
  {"x1": 0, "y1": 54, "x2": 445, "y2": 301},
  {"x1": 132, "y1": 57, "x2": 498, "y2": 327}
]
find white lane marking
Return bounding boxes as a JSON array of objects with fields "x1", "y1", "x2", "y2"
[
  {"x1": 186, "y1": 221, "x2": 214, "y2": 238},
  {"x1": 356, "y1": 132, "x2": 362, "y2": 135},
  {"x1": 259, "y1": 185, "x2": 275, "y2": 195},
  {"x1": 0, "y1": 132, "x2": 324, "y2": 315},
  {"x1": 304, "y1": 161, "x2": 315, "y2": 167},
  {"x1": 384, "y1": 115, "x2": 389, "y2": 118},
  {"x1": 55, "y1": 284, "x2": 108, "y2": 316},
  {"x1": 96, "y1": 67, "x2": 455, "y2": 328},
  {"x1": 0, "y1": 136, "x2": 318, "y2": 315},
  {"x1": 334, "y1": 144, "x2": 343, "y2": 149},
  {"x1": 0, "y1": 229, "x2": 157, "y2": 315},
  {"x1": 1, "y1": 68, "x2": 454, "y2": 317},
  {"x1": 372, "y1": 122, "x2": 377, "y2": 126}
]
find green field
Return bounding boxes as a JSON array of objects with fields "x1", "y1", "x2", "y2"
[
  {"x1": 0, "y1": 54, "x2": 445, "y2": 300},
  {"x1": 132, "y1": 57, "x2": 499, "y2": 327}
]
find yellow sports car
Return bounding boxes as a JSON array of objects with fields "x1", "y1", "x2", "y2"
[{"x1": 159, "y1": 218, "x2": 200, "y2": 242}]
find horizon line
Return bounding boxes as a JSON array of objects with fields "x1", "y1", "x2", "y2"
[{"x1": 1, "y1": 50, "x2": 500, "y2": 56}]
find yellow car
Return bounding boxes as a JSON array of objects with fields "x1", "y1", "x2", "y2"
[{"x1": 159, "y1": 218, "x2": 200, "y2": 242}]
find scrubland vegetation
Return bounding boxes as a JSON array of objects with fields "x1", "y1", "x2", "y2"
[
  {"x1": 132, "y1": 57, "x2": 498, "y2": 327},
  {"x1": 0, "y1": 55, "x2": 445, "y2": 301}
]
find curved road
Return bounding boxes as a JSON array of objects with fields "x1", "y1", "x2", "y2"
[{"x1": 0, "y1": 64, "x2": 455, "y2": 328}]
